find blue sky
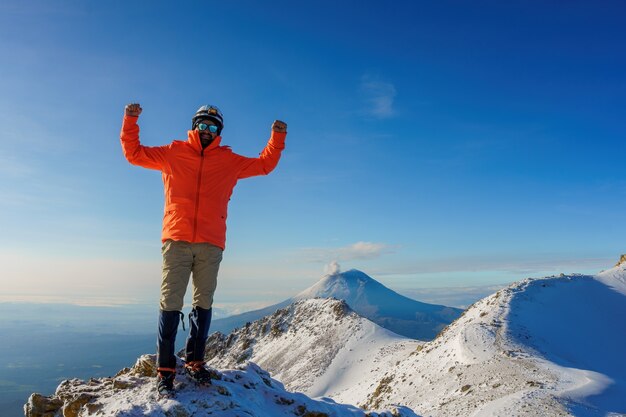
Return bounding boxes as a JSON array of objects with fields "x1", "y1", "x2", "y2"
[{"x1": 1, "y1": 0, "x2": 625, "y2": 310}]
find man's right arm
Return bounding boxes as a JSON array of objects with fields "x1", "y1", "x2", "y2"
[{"x1": 120, "y1": 103, "x2": 169, "y2": 171}]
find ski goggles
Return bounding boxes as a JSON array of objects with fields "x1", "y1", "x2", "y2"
[{"x1": 197, "y1": 123, "x2": 218, "y2": 133}]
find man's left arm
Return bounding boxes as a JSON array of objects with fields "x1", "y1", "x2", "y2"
[{"x1": 237, "y1": 120, "x2": 287, "y2": 179}]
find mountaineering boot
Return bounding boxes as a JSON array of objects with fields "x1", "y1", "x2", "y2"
[
  {"x1": 156, "y1": 310, "x2": 183, "y2": 394},
  {"x1": 184, "y1": 361, "x2": 214, "y2": 385},
  {"x1": 156, "y1": 370, "x2": 175, "y2": 398},
  {"x1": 184, "y1": 306, "x2": 213, "y2": 385}
]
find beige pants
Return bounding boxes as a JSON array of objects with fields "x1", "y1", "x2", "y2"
[{"x1": 160, "y1": 240, "x2": 223, "y2": 311}]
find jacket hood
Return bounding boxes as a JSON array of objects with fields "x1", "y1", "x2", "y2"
[{"x1": 187, "y1": 129, "x2": 222, "y2": 152}]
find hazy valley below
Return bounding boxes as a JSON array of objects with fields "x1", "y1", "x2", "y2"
[{"x1": 0, "y1": 303, "x2": 158, "y2": 416}]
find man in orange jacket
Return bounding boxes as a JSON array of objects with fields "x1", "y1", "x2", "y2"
[{"x1": 120, "y1": 103, "x2": 287, "y2": 396}]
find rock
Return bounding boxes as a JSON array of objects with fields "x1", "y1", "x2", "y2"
[
  {"x1": 130, "y1": 354, "x2": 157, "y2": 377},
  {"x1": 62, "y1": 393, "x2": 96, "y2": 417},
  {"x1": 113, "y1": 378, "x2": 136, "y2": 389},
  {"x1": 332, "y1": 300, "x2": 348, "y2": 319},
  {"x1": 275, "y1": 396, "x2": 295, "y2": 405},
  {"x1": 615, "y1": 254, "x2": 626, "y2": 267},
  {"x1": 114, "y1": 367, "x2": 131, "y2": 377},
  {"x1": 85, "y1": 402, "x2": 103, "y2": 414},
  {"x1": 164, "y1": 404, "x2": 190, "y2": 417},
  {"x1": 24, "y1": 393, "x2": 63, "y2": 417}
]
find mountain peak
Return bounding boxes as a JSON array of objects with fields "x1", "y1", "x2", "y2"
[
  {"x1": 292, "y1": 269, "x2": 462, "y2": 340},
  {"x1": 328, "y1": 268, "x2": 374, "y2": 281},
  {"x1": 204, "y1": 298, "x2": 417, "y2": 400},
  {"x1": 212, "y1": 268, "x2": 462, "y2": 340},
  {"x1": 615, "y1": 254, "x2": 626, "y2": 267},
  {"x1": 294, "y1": 269, "x2": 379, "y2": 301},
  {"x1": 323, "y1": 268, "x2": 378, "y2": 289},
  {"x1": 323, "y1": 263, "x2": 376, "y2": 283}
]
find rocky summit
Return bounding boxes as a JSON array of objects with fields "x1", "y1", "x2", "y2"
[{"x1": 24, "y1": 354, "x2": 413, "y2": 417}]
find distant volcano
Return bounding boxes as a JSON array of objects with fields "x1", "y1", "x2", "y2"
[{"x1": 211, "y1": 269, "x2": 462, "y2": 340}]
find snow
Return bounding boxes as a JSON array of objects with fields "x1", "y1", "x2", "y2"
[
  {"x1": 302, "y1": 309, "x2": 416, "y2": 403},
  {"x1": 363, "y1": 266, "x2": 626, "y2": 416},
  {"x1": 506, "y1": 272, "x2": 626, "y2": 413},
  {"x1": 24, "y1": 262, "x2": 626, "y2": 417},
  {"x1": 25, "y1": 355, "x2": 408, "y2": 417},
  {"x1": 595, "y1": 262, "x2": 626, "y2": 296},
  {"x1": 205, "y1": 298, "x2": 420, "y2": 404}
]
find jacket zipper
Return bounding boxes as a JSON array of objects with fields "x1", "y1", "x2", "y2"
[{"x1": 192, "y1": 149, "x2": 205, "y2": 242}]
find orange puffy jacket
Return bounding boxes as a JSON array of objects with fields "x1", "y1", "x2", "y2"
[{"x1": 120, "y1": 115, "x2": 286, "y2": 249}]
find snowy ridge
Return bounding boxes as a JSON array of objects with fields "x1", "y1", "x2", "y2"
[
  {"x1": 24, "y1": 354, "x2": 413, "y2": 417},
  {"x1": 204, "y1": 298, "x2": 421, "y2": 402},
  {"x1": 361, "y1": 267, "x2": 626, "y2": 416}
]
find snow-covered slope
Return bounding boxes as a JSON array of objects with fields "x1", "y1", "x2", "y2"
[
  {"x1": 595, "y1": 257, "x2": 626, "y2": 296},
  {"x1": 361, "y1": 265, "x2": 626, "y2": 416},
  {"x1": 203, "y1": 298, "x2": 421, "y2": 403},
  {"x1": 211, "y1": 269, "x2": 462, "y2": 340},
  {"x1": 24, "y1": 354, "x2": 415, "y2": 417}
]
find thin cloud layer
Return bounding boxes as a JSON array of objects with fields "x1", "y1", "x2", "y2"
[
  {"x1": 399, "y1": 285, "x2": 506, "y2": 309},
  {"x1": 371, "y1": 256, "x2": 612, "y2": 276}
]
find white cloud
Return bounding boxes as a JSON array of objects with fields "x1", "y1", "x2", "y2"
[
  {"x1": 299, "y1": 241, "x2": 396, "y2": 263},
  {"x1": 360, "y1": 75, "x2": 397, "y2": 118},
  {"x1": 339, "y1": 241, "x2": 392, "y2": 259}
]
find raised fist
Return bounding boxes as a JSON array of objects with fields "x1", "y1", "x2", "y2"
[
  {"x1": 272, "y1": 120, "x2": 287, "y2": 133},
  {"x1": 125, "y1": 103, "x2": 142, "y2": 117}
]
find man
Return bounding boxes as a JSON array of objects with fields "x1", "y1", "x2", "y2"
[{"x1": 120, "y1": 103, "x2": 287, "y2": 396}]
